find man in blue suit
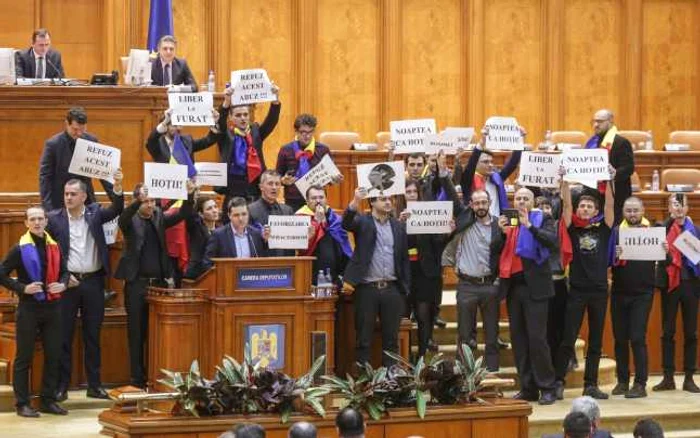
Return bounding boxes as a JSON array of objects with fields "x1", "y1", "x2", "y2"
[
  {"x1": 205, "y1": 197, "x2": 268, "y2": 260},
  {"x1": 15, "y1": 28, "x2": 64, "y2": 79},
  {"x1": 150, "y1": 35, "x2": 197, "y2": 90},
  {"x1": 47, "y1": 170, "x2": 124, "y2": 401}
]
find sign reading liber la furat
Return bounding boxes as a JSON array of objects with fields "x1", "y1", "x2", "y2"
[
  {"x1": 168, "y1": 92, "x2": 214, "y2": 126},
  {"x1": 517, "y1": 152, "x2": 562, "y2": 188}
]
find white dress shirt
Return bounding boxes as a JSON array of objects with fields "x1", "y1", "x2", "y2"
[{"x1": 67, "y1": 207, "x2": 102, "y2": 273}]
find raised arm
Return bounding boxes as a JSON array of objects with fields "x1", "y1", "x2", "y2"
[
  {"x1": 342, "y1": 188, "x2": 367, "y2": 232},
  {"x1": 99, "y1": 169, "x2": 125, "y2": 223},
  {"x1": 604, "y1": 180, "x2": 615, "y2": 228},
  {"x1": 561, "y1": 178, "x2": 573, "y2": 228}
]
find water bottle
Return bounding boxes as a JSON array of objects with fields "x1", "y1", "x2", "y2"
[
  {"x1": 544, "y1": 130, "x2": 553, "y2": 151},
  {"x1": 325, "y1": 268, "x2": 333, "y2": 295},
  {"x1": 646, "y1": 130, "x2": 653, "y2": 150},
  {"x1": 652, "y1": 170, "x2": 660, "y2": 192},
  {"x1": 207, "y1": 70, "x2": 215, "y2": 92},
  {"x1": 317, "y1": 270, "x2": 327, "y2": 298}
]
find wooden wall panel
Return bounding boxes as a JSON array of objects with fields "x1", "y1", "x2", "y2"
[
  {"x1": 562, "y1": 0, "x2": 623, "y2": 135},
  {"x1": 173, "y1": 0, "x2": 208, "y2": 88},
  {"x1": 315, "y1": 0, "x2": 380, "y2": 141},
  {"x1": 400, "y1": 0, "x2": 464, "y2": 130},
  {"x1": 0, "y1": 1, "x2": 36, "y2": 49},
  {"x1": 641, "y1": 0, "x2": 698, "y2": 145},
  {"x1": 483, "y1": 0, "x2": 545, "y2": 142}
]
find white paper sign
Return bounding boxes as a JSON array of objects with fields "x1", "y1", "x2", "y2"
[
  {"x1": 268, "y1": 215, "x2": 311, "y2": 250},
  {"x1": 168, "y1": 92, "x2": 214, "y2": 126},
  {"x1": 484, "y1": 116, "x2": 524, "y2": 151},
  {"x1": 230, "y1": 69, "x2": 275, "y2": 106},
  {"x1": 423, "y1": 134, "x2": 458, "y2": 155},
  {"x1": 194, "y1": 162, "x2": 228, "y2": 186},
  {"x1": 102, "y1": 218, "x2": 119, "y2": 245},
  {"x1": 562, "y1": 149, "x2": 610, "y2": 187},
  {"x1": 68, "y1": 138, "x2": 121, "y2": 183},
  {"x1": 390, "y1": 119, "x2": 437, "y2": 154},
  {"x1": 356, "y1": 161, "x2": 406, "y2": 198},
  {"x1": 442, "y1": 127, "x2": 475, "y2": 150},
  {"x1": 294, "y1": 154, "x2": 342, "y2": 199},
  {"x1": 144, "y1": 162, "x2": 188, "y2": 200},
  {"x1": 406, "y1": 201, "x2": 453, "y2": 235},
  {"x1": 619, "y1": 227, "x2": 667, "y2": 261},
  {"x1": 517, "y1": 152, "x2": 562, "y2": 188},
  {"x1": 673, "y1": 230, "x2": 700, "y2": 265}
]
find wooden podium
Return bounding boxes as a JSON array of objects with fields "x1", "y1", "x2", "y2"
[{"x1": 146, "y1": 257, "x2": 337, "y2": 387}]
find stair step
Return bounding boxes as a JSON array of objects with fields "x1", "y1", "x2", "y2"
[
  {"x1": 0, "y1": 384, "x2": 13, "y2": 411},
  {"x1": 0, "y1": 386, "x2": 113, "y2": 413},
  {"x1": 0, "y1": 359, "x2": 7, "y2": 385},
  {"x1": 496, "y1": 357, "x2": 616, "y2": 390},
  {"x1": 413, "y1": 321, "x2": 512, "y2": 344}
]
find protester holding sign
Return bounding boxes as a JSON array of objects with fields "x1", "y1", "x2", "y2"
[
  {"x1": 609, "y1": 197, "x2": 668, "y2": 399},
  {"x1": 461, "y1": 126, "x2": 524, "y2": 216},
  {"x1": 585, "y1": 109, "x2": 634, "y2": 224},
  {"x1": 653, "y1": 193, "x2": 700, "y2": 393},
  {"x1": 114, "y1": 179, "x2": 195, "y2": 388},
  {"x1": 342, "y1": 187, "x2": 410, "y2": 367},
  {"x1": 248, "y1": 171, "x2": 295, "y2": 257},
  {"x1": 276, "y1": 113, "x2": 337, "y2": 211},
  {"x1": 39, "y1": 107, "x2": 115, "y2": 211},
  {"x1": 216, "y1": 82, "x2": 280, "y2": 207},
  {"x1": 554, "y1": 167, "x2": 616, "y2": 401}
]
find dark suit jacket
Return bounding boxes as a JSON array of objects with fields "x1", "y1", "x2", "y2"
[
  {"x1": 606, "y1": 134, "x2": 634, "y2": 222},
  {"x1": 499, "y1": 215, "x2": 558, "y2": 300},
  {"x1": 247, "y1": 199, "x2": 295, "y2": 257},
  {"x1": 39, "y1": 131, "x2": 115, "y2": 211},
  {"x1": 150, "y1": 57, "x2": 198, "y2": 90},
  {"x1": 542, "y1": 429, "x2": 613, "y2": 438},
  {"x1": 204, "y1": 225, "x2": 267, "y2": 260},
  {"x1": 46, "y1": 194, "x2": 124, "y2": 276},
  {"x1": 145, "y1": 127, "x2": 218, "y2": 163},
  {"x1": 655, "y1": 217, "x2": 700, "y2": 289},
  {"x1": 183, "y1": 215, "x2": 217, "y2": 279},
  {"x1": 15, "y1": 48, "x2": 64, "y2": 78},
  {"x1": 216, "y1": 103, "x2": 281, "y2": 198},
  {"x1": 114, "y1": 196, "x2": 194, "y2": 281},
  {"x1": 341, "y1": 208, "x2": 411, "y2": 295},
  {"x1": 460, "y1": 148, "x2": 522, "y2": 207}
]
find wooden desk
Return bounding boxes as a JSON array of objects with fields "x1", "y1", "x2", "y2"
[{"x1": 633, "y1": 150, "x2": 700, "y2": 185}]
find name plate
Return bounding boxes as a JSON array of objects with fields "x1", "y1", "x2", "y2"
[
  {"x1": 667, "y1": 184, "x2": 694, "y2": 193},
  {"x1": 237, "y1": 267, "x2": 294, "y2": 290},
  {"x1": 664, "y1": 143, "x2": 691, "y2": 151}
]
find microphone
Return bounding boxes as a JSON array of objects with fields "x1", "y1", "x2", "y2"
[
  {"x1": 248, "y1": 230, "x2": 259, "y2": 257},
  {"x1": 44, "y1": 55, "x2": 66, "y2": 85}
]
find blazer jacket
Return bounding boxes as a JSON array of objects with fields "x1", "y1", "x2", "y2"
[
  {"x1": 145, "y1": 127, "x2": 218, "y2": 163},
  {"x1": 341, "y1": 208, "x2": 411, "y2": 295},
  {"x1": 39, "y1": 131, "x2": 115, "y2": 211},
  {"x1": 606, "y1": 133, "x2": 634, "y2": 220},
  {"x1": 460, "y1": 148, "x2": 522, "y2": 208},
  {"x1": 114, "y1": 196, "x2": 193, "y2": 281},
  {"x1": 204, "y1": 225, "x2": 267, "y2": 260},
  {"x1": 46, "y1": 193, "x2": 124, "y2": 276},
  {"x1": 15, "y1": 48, "x2": 64, "y2": 78},
  {"x1": 150, "y1": 57, "x2": 198, "y2": 90}
]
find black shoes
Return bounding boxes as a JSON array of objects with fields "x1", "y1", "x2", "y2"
[
  {"x1": 434, "y1": 317, "x2": 447, "y2": 329},
  {"x1": 538, "y1": 391, "x2": 557, "y2": 405},
  {"x1": 40, "y1": 401, "x2": 68, "y2": 415},
  {"x1": 497, "y1": 337, "x2": 510, "y2": 349},
  {"x1": 583, "y1": 385, "x2": 609, "y2": 399},
  {"x1": 625, "y1": 383, "x2": 647, "y2": 398},
  {"x1": 683, "y1": 377, "x2": 700, "y2": 393},
  {"x1": 87, "y1": 386, "x2": 110, "y2": 399},
  {"x1": 513, "y1": 391, "x2": 539, "y2": 402},
  {"x1": 611, "y1": 382, "x2": 629, "y2": 396},
  {"x1": 652, "y1": 376, "x2": 676, "y2": 391},
  {"x1": 55, "y1": 390, "x2": 68, "y2": 402},
  {"x1": 554, "y1": 381, "x2": 564, "y2": 400},
  {"x1": 16, "y1": 404, "x2": 40, "y2": 418}
]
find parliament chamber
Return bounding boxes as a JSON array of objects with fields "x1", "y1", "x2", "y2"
[{"x1": 0, "y1": 0, "x2": 700, "y2": 437}]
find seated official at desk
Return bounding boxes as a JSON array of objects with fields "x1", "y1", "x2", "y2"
[
  {"x1": 15, "y1": 28, "x2": 64, "y2": 79},
  {"x1": 205, "y1": 197, "x2": 269, "y2": 260},
  {"x1": 150, "y1": 35, "x2": 197, "y2": 90}
]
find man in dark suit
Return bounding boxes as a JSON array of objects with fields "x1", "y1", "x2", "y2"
[
  {"x1": 39, "y1": 107, "x2": 114, "y2": 211},
  {"x1": 342, "y1": 188, "x2": 410, "y2": 367},
  {"x1": 114, "y1": 181, "x2": 195, "y2": 388},
  {"x1": 205, "y1": 197, "x2": 268, "y2": 259},
  {"x1": 587, "y1": 109, "x2": 634, "y2": 224},
  {"x1": 248, "y1": 170, "x2": 295, "y2": 256},
  {"x1": 150, "y1": 35, "x2": 197, "y2": 90},
  {"x1": 145, "y1": 108, "x2": 220, "y2": 164},
  {"x1": 46, "y1": 171, "x2": 124, "y2": 401},
  {"x1": 15, "y1": 28, "x2": 64, "y2": 79},
  {"x1": 216, "y1": 83, "x2": 280, "y2": 204}
]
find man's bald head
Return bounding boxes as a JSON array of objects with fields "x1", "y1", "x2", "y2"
[
  {"x1": 593, "y1": 109, "x2": 615, "y2": 136},
  {"x1": 622, "y1": 196, "x2": 645, "y2": 225},
  {"x1": 514, "y1": 188, "x2": 535, "y2": 210},
  {"x1": 288, "y1": 421, "x2": 317, "y2": 438}
]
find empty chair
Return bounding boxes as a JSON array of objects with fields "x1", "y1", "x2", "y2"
[
  {"x1": 376, "y1": 131, "x2": 391, "y2": 149},
  {"x1": 660, "y1": 168, "x2": 700, "y2": 189},
  {"x1": 618, "y1": 130, "x2": 651, "y2": 150},
  {"x1": 318, "y1": 132, "x2": 361, "y2": 151},
  {"x1": 550, "y1": 131, "x2": 587, "y2": 146},
  {"x1": 669, "y1": 131, "x2": 700, "y2": 151}
]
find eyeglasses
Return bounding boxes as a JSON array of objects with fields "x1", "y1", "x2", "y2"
[{"x1": 297, "y1": 129, "x2": 314, "y2": 135}]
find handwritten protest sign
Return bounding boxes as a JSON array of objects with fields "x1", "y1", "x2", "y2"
[
  {"x1": 423, "y1": 134, "x2": 457, "y2": 155},
  {"x1": 484, "y1": 116, "x2": 523, "y2": 151},
  {"x1": 406, "y1": 201, "x2": 453, "y2": 235},
  {"x1": 294, "y1": 154, "x2": 342, "y2": 199},
  {"x1": 102, "y1": 218, "x2": 119, "y2": 245},
  {"x1": 517, "y1": 152, "x2": 562, "y2": 188},
  {"x1": 390, "y1": 119, "x2": 436, "y2": 154},
  {"x1": 144, "y1": 162, "x2": 188, "y2": 200},
  {"x1": 268, "y1": 215, "x2": 311, "y2": 250},
  {"x1": 356, "y1": 161, "x2": 406, "y2": 198},
  {"x1": 562, "y1": 149, "x2": 609, "y2": 188},
  {"x1": 442, "y1": 127, "x2": 475, "y2": 150},
  {"x1": 168, "y1": 92, "x2": 214, "y2": 126},
  {"x1": 194, "y1": 162, "x2": 227, "y2": 186},
  {"x1": 673, "y1": 230, "x2": 700, "y2": 265},
  {"x1": 619, "y1": 227, "x2": 667, "y2": 261},
  {"x1": 68, "y1": 139, "x2": 121, "y2": 183},
  {"x1": 230, "y1": 69, "x2": 275, "y2": 106}
]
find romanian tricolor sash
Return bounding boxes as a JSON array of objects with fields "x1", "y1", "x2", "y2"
[
  {"x1": 19, "y1": 231, "x2": 61, "y2": 302},
  {"x1": 296, "y1": 205, "x2": 353, "y2": 257}
]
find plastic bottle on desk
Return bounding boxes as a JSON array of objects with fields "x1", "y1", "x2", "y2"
[
  {"x1": 646, "y1": 131, "x2": 654, "y2": 150},
  {"x1": 544, "y1": 130, "x2": 553, "y2": 151},
  {"x1": 207, "y1": 70, "x2": 215, "y2": 92},
  {"x1": 316, "y1": 270, "x2": 327, "y2": 298},
  {"x1": 652, "y1": 170, "x2": 660, "y2": 192}
]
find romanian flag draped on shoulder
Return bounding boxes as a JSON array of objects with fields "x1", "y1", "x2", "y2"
[{"x1": 18, "y1": 231, "x2": 61, "y2": 302}]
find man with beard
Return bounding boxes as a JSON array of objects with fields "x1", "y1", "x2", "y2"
[
  {"x1": 248, "y1": 170, "x2": 295, "y2": 256},
  {"x1": 442, "y1": 189, "x2": 503, "y2": 372},
  {"x1": 609, "y1": 197, "x2": 665, "y2": 398},
  {"x1": 342, "y1": 188, "x2": 410, "y2": 367},
  {"x1": 653, "y1": 193, "x2": 700, "y2": 393}
]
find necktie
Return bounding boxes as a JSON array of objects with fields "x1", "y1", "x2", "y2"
[
  {"x1": 36, "y1": 57, "x2": 44, "y2": 79},
  {"x1": 164, "y1": 64, "x2": 171, "y2": 85}
]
